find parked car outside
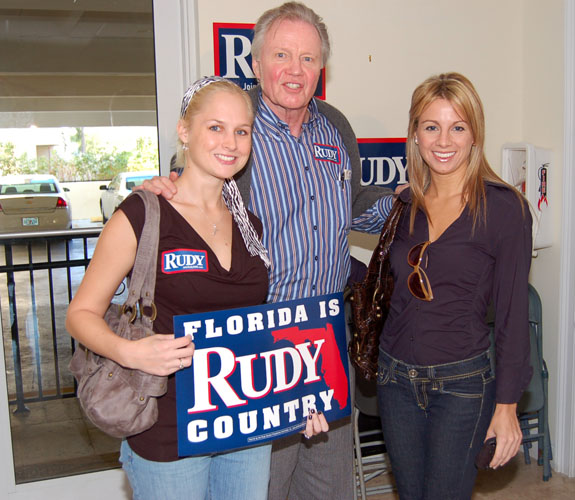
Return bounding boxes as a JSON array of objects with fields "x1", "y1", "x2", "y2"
[
  {"x1": 0, "y1": 174, "x2": 72, "y2": 233},
  {"x1": 99, "y1": 170, "x2": 158, "y2": 223}
]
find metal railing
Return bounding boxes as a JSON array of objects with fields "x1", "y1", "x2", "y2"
[{"x1": 0, "y1": 228, "x2": 101, "y2": 413}]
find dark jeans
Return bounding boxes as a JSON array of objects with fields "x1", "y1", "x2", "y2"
[{"x1": 377, "y1": 349, "x2": 495, "y2": 500}]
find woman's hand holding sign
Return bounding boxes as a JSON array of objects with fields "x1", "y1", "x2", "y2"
[
  {"x1": 302, "y1": 409, "x2": 329, "y2": 439},
  {"x1": 122, "y1": 334, "x2": 195, "y2": 376}
]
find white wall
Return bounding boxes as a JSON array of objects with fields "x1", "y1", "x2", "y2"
[
  {"x1": 196, "y1": 0, "x2": 566, "y2": 470},
  {"x1": 197, "y1": 0, "x2": 526, "y2": 164},
  {"x1": 522, "y1": 0, "x2": 565, "y2": 463}
]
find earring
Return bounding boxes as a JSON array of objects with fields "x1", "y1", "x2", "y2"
[
  {"x1": 414, "y1": 137, "x2": 419, "y2": 145},
  {"x1": 182, "y1": 143, "x2": 189, "y2": 151}
]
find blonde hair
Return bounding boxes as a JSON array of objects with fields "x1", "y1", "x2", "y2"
[
  {"x1": 406, "y1": 72, "x2": 522, "y2": 232},
  {"x1": 177, "y1": 78, "x2": 254, "y2": 164},
  {"x1": 251, "y1": 1, "x2": 330, "y2": 67}
]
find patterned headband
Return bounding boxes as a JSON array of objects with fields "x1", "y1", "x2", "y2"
[{"x1": 179, "y1": 76, "x2": 228, "y2": 118}]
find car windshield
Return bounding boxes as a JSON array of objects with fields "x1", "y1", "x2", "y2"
[
  {"x1": 1, "y1": 181, "x2": 58, "y2": 195},
  {"x1": 125, "y1": 175, "x2": 154, "y2": 191}
]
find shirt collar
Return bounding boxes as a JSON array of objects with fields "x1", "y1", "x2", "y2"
[{"x1": 256, "y1": 90, "x2": 319, "y2": 135}]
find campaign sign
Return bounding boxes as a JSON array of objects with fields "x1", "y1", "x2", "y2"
[
  {"x1": 174, "y1": 292, "x2": 350, "y2": 456},
  {"x1": 358, "y1": 138, "x2": 408, "y2": 191},
  {"x1": 213, "y1": 23, "x2": 326, "y2": 99}
]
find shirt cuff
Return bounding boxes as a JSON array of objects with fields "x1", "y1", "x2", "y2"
[{"x1": 351, "y1": 195, "x2": 394, "y2": 234}]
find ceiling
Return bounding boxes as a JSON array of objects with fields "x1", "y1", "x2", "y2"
[{"x1": 0, "y1": 0, "x2": 157, "y2": 127}]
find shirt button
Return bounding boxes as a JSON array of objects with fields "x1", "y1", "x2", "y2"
[
  {"x1": 311, "y1": 195, "x2": 315, "y2": 201},
  {"x1": 313, "y1": 225, "x2": 317, "y2": 230},
  {"x1": 305, "y1": 166, "x2": 310, "y2": 171},
  {"x1": 410, "y1": 336, "x2": 414, "y2": 341},
  {"x1": 314, "y1": 256, "x2": 318, "y2": 261},
  {"x1": 312, "y1": 285, "x2": 316, "y2": 290}
]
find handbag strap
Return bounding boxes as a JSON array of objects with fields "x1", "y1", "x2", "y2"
[
  {"x1": 119, "y1": 190, "x2": 161, "y2": 336},
  {"x1": 368, "y1": 196, "x2": 407, "y2": 299}
]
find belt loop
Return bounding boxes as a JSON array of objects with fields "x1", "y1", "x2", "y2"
[{"x1": 390, "y1": 359, "x2": 398, "y2": 381}]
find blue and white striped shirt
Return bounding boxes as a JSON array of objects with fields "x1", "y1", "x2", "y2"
[{"x1": 249, "y1": 96, "x2": 393, "y2": 304}]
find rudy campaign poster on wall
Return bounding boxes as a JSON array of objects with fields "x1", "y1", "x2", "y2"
[
  {"x1": 174, "y1": 292, "x2": 350, "y2": 456},
  {"x1": 358, "y1": 138, "x2": 407, "y2": 192}
]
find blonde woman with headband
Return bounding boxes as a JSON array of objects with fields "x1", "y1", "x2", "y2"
[
  {"x1": 67, "y1": 77, "x2": 324, "y2": 499},
  {"x1": 375, "y1": 73, "x2": 532, "y2": 499}
]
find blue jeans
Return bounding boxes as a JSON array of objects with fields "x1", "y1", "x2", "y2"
[
  {"x1": 377, "y1": 349, "x2": 495, "y2": 500},
  {"x1": 120, "y1": 440, "x2": 271, "y2": 500}
]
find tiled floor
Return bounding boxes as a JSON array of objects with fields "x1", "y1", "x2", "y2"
[
  {"x1": 7, "y1": 398, "x2": 575, "y2": 498},
  {"x1": 359, "y1": 453, "x2": 575, "y2": 500},
  {"x1": 10, "y1": 397, "x2": 121, "y2": 483},
  {"x1": 472, "y1": 457, "x2": 575, "y2": 499}
]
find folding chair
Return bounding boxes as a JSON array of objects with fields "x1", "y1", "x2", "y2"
[
  {"x1": 352, "y1": 375, "x2": 394, "y2": 500},
  {"x1": 487, "y1": 284, "x2": 552, "y2": 481},
  {"x1": 517, "y1": 284, "x2": 553, "y2": 480}
]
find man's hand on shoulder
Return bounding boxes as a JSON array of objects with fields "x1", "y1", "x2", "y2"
[{"x1": 134, "y1": 171, "x2": 179, "y2": 199}]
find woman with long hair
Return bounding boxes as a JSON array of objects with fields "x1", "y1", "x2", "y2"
[{"x1": 377, "y1": 72, "x2": 532, "y2": 499}]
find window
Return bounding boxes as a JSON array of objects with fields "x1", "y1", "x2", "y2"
[{"x1": 0, "y1": 0, "x2": 158, "y2": 483}]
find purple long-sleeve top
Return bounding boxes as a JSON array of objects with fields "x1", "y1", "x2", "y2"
[{"x1": 380, "y1": 182, "x2": 533, "y2": 404}]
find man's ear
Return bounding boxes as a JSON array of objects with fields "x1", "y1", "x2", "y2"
[{"x1": 252, "y1": 59, "x2": 261, "y2": 80}]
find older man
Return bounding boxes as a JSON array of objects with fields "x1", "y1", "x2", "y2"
[{"x1": 144, "y1": 2, "x2": 393, "y2": 498}]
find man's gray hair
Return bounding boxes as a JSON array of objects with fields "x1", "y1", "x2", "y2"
[{"x1": 251, "y1": 2, "x2": 331, "y2": 67}]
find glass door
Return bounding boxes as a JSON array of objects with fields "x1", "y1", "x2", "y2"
[{"x1": 0, "y1": 1, "x2": 195, "y2": 498}]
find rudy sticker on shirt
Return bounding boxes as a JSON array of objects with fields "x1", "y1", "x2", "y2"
[
  {"x1": 162, "y1": 249, "x2": 208, "y2": 274},
  {"x1": 313, "y1": 143, "x2": 341, "y2": 164}
]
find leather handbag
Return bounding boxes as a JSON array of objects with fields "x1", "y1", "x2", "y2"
[
  {"x1": 69, "y1": 190, "x2": 168, "y2": 439},
  {"x1": 348, "y1": 196, "x2": 407, "y2": 380}
]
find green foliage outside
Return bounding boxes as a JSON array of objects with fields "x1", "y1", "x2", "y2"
[
  {"x1": 0, "y1": 128, "x2": 158, "y2": 181},
  {"x1": 0, "y1": 142, "x2": 18, "y2": 175}
]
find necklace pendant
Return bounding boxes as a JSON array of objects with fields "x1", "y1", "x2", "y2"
[{"x1": 212, "y1": 224, "x2": 217, "y2": 236}]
